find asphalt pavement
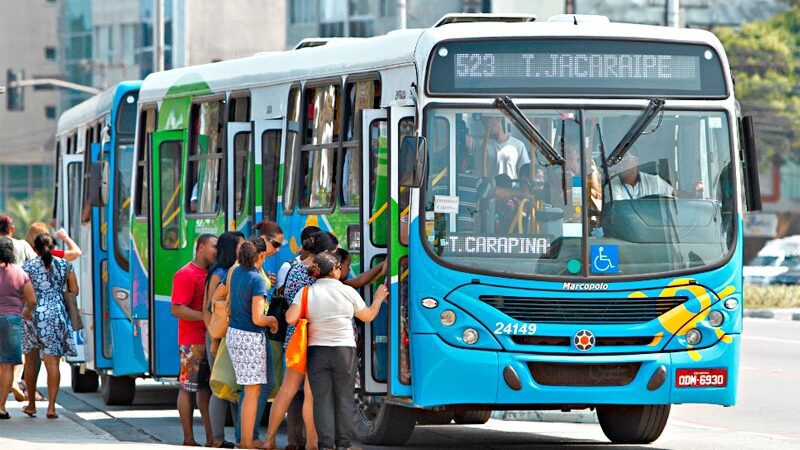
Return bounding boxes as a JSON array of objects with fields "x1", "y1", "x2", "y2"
[{"x1": 1, "y1": 317, "x2": 798, "y2": 449}]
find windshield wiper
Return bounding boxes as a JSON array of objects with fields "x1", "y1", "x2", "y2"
[
  {"x1": 596, "y1": 124, "x2": 613, "y2": 208},
  {"x1": 605, "y1": 98, "x2": 665, "y2": 167},
  {"x1": 494, "y1": 96, "x2": 565, "y2": 166}
]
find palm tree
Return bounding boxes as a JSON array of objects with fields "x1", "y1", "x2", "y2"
[{"x1": 5, "y1": 189, "x2": 53, "y2": 239}]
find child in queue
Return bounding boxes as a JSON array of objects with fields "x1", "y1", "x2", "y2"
[{"x1": 287, "y1": 252, "x2": 388, "y2": 450}]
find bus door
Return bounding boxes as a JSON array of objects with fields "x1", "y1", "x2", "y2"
[
  {"x1": 360, "y1": 109, "x2": 388, "y2": 393},
  {"x1": 254, "y1": 118, "x2": 285, "y2": 275},
  {"x1": 149, "y1": 130, "x2": 185, "y2": 376},
  {"x1": 386, "y1": 106, "x2": 415, "y2": 398},
  {"x1": 61, "y1": 153, "x2": 86, "y2": 364},
  {"x1": 88, "y1": 142, "x2": 113, "y2": 371},
  {"x1": 227, "y1": 121, "x2": 254, "y2": 234}
]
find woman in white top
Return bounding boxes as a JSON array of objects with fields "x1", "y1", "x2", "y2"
[{"x1": 286, "y1": 252, "x2": 387, "y2": 450}]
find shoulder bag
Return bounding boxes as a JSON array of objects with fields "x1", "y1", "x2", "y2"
[
  {"x1": 208, "y1": 266, "x2": 234, "y2": 339},
  {"x1": 285, "y1": 285, "x2": 309, "y2": 374},
  {"x1": 61, "y1": 261, "x2": 83, "y2": 331}
]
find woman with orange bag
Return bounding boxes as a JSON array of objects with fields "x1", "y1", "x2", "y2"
[{"x1": 286, "y1": 252, "x2": 387, "y2": 450}]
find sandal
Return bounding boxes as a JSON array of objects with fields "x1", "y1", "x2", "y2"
[
  {"x1": 0, "y1": 411, "x2": 10, "y2": 420},
  {"x1": 21, "y1": 407, "x2": 37, "y2": 418},
  {"x1": 46, "y1": 411, "x2": 59, "y2": 419}
]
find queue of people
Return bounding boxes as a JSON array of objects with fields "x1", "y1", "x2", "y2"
[
  {"x1": 0, "y1": 214, "x2": 82, "y2": 420},
  {"x1": 169, "y1": 220, "x2": 387, "y2": 449}
]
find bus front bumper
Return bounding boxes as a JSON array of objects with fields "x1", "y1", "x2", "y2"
[{"x1": 410, "y1": 333, "x2": 739, "y2": 408}]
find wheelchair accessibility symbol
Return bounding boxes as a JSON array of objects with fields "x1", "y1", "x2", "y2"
[{"x1": 591, "y1": 245, "x2": 619, "y2": 274}]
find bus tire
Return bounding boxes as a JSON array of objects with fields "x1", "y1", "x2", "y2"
[
  {"x1": 354, "y1": 395, "x2": 416, "y2": 445},
  {"x1": 70, "y1": 366, "x2": 99, "y2": 393},
  {"x1": 454, "y1": 410, "x2": 492, "y2": 425},
  {"x1": 101, "y1": 374, "x2": 136, "y2": 406},
  {"x1": 416, "y1": 410, "x2": 454, "y2": 425},
  {"x1": 597, "y1": 404, "x2": 670, "y2": 444}
]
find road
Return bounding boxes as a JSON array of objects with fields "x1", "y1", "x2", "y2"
[{"x1": 52, "y1": 318, "x2": 800, "y2": 449}]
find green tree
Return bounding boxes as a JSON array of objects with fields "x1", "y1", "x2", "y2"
[
  {"x1": 715, "y1": 7, "x2": 800, "y2": 163},
  {"x1": 5, "y1": 189, "x2": 53, "y2": 239}
]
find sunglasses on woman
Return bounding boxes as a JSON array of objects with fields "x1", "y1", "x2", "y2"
[{"x1": 265, "y1": 237, "x2": 282, "y2": 249}]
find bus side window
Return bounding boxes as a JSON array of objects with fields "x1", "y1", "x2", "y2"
[
  {"x1": 300, "y1": 83, "x2": 341, "y2": 210},
  {"x1": 187, "y1": 99, "x2": 224, "y2": 215},
  {"x1": 160, "y1": 141, "x2": 183, "y2": 249},
  {"x1": 134, "y1": 108, "x2": 156, "y2": 218},
  {"x1": 262, "y1": 130, "x2": 282, "y2": 222},
  {"x1": 283, "y1": 86, "x2": 302, "y2": 214},
  {"x1": 341, "y1": 78, "x2": 381, "y2": 208}
]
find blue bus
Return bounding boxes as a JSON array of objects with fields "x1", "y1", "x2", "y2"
[
  {"x1": 54, "y1": 81, "x2": 143, "y2": 405},
  {"x1": 103, "y1": 13, "x2": 762, "y2": 443}
]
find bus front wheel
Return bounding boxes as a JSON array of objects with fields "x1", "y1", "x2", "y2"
[
  {"x1": 597, "y1": 404, "x2": 670, "y2": 444},
  {"x1": 70, "y1": 366, "x2": 99, "y2": 393},
  {"x1": 101, "y1": 374, "x2": 136, "y2": 406},
  {"x1": 354, "y1": 394, "x2": 416, "y2": 445}
]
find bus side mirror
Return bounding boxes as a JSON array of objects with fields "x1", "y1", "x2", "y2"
[
  {"x1": 741, "y1": 116, "x2": 762, "y2": 212},
  {"x1": 399, "y1": 135, "x2": 427, "y2": 188},
  {"x1": 87, "y1": 160, "x2": 109, "y2": 207}
]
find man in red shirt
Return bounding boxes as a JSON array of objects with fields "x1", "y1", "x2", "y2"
[{"x1": 171, "y1": 233, "x2": 217, "y2": 447}]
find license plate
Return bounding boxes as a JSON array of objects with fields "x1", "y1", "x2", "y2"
[{"x1": 675, "y1": 368, "x2": 727, "y2": 388}]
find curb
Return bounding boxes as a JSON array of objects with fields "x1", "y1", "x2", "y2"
[
  {"x1": 58, "y1": 405, "x2": 117, "y2": 442},
  {"x1": 492, "y1": 409, "x2": 598, "y2": 424},
  {"x1": 744, "y1": 309, "x2": 800, "y2": 321}
]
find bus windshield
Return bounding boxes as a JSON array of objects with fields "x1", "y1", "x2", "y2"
[{"x1": 422, "y1": 106, "x2": 734, "y2": 278}]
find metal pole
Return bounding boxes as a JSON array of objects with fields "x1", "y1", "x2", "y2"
[
  {"x1": 154, "y1": 0, "x2": 165, "y2": 72},
  {"x1": 669, "y1": 0, "x2": 680, "y2": 27},
  {"x1": 398, "y1": 0, "x2": 407, "y2": 30}
]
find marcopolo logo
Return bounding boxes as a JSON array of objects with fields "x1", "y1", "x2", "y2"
[{"x1": 562, "y1": 282, "x2": 609, "y2": 291}]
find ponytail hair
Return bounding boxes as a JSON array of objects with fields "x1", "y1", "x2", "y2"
[
  {"x1": 33, "y1": 232, "x2": 56, "y2": 271},
  {"x1": 237, "y1": 236, "x2": 267, "y2": 270},
  {"x1": 307, "y1": 252, "x2": 340, "y2": 279},
  {"x1": 301, "y1": 231, "x2": 339, "y2": 255}
]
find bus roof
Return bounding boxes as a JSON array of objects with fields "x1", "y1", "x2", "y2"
[
  {"x1": 138, "y1": 17, "x2": 728, "y2": 104},
  {"x1": 57, "y1": 81, "x2": 141, "y2": 136}
]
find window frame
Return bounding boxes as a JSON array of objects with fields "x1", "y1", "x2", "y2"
[
  {"x1": 298, "y1": 78, "x2": 343, "y2": 214},
  {"x1": 185, "y1": 95, "x2": 227, "y2": 218}
]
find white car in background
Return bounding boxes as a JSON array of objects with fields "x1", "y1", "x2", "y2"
[{"x1": 744, "y1": 236, "x2": 800, "y2": 285}]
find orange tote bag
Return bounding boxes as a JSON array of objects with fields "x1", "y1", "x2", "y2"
[{"x1": 285, "y1": 286, "x2": 309, "y2": 374}]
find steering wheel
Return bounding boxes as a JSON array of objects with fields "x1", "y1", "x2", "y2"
[{"x1": 640, "y1": 194, "x2": 676, "y2": 200}]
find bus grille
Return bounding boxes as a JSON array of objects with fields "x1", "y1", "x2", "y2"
[
  {"x1": 528, "y1": 362, "x2": 641, "y2": 387},
  {"x1": 480, "y1": 296, "x2": 687, "y2": 324}
]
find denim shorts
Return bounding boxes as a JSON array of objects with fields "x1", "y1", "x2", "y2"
[{"x1": 0, "y1": 314, "x2": 23, "y2": 364}]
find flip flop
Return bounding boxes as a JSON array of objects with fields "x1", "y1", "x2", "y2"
[
  {"x1": 0, "y1": 411, "x2": 10, "y2": 420},
  {"x1": 46, "y1": 411, "x2": 59, "y2": 419},
  {"x1": 21, "y1": 407, "x2": 37, "y2": 418}
]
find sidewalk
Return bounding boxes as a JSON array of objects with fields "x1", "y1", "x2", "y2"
[{"x1": 744, "y1": 307, "x2": 800, "y2": 321}]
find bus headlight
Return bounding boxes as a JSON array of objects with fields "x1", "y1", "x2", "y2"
[
  {"x1": 723, "y1": 298, "x2": 738, "y2": 310},
  {"x1": 686, "y1": 328, "x2": 702, "y2": 345},
  {"x1": 440, "y1": 310, "x2": 456, "y2": 327},
  {"x1": 708, "y1": 311, "x2": 724, "y2": 327},
  {"x1": 462, "y1": 328, "x2": 479, "y2": 345}
]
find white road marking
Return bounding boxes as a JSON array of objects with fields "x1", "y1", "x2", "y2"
[{"x1": 671, "y1": 419, "x2": 800, "y2": 442}]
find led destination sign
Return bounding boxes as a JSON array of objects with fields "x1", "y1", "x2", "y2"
[
  {"x1": 429, "y1": 39, "x2": 727, "y2": 97},
  {"x1": 439, "y1": 234, "x2": 553, "y2": 257},
  {"x1": 455, "y1": 52, "x2": 700, "y2": 90}
]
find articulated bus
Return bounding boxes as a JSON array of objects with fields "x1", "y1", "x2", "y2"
[
  {"x1": 54, "y1": 81, "x2": 142, "y2": 404},
  {"x1": 57, "y1": 13, "x2": 760, "y2": 443}
]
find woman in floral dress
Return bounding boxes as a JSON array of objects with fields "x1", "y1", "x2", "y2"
[{"x1": 21, "y1": 233, "x2": 78, "y2": 419}]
